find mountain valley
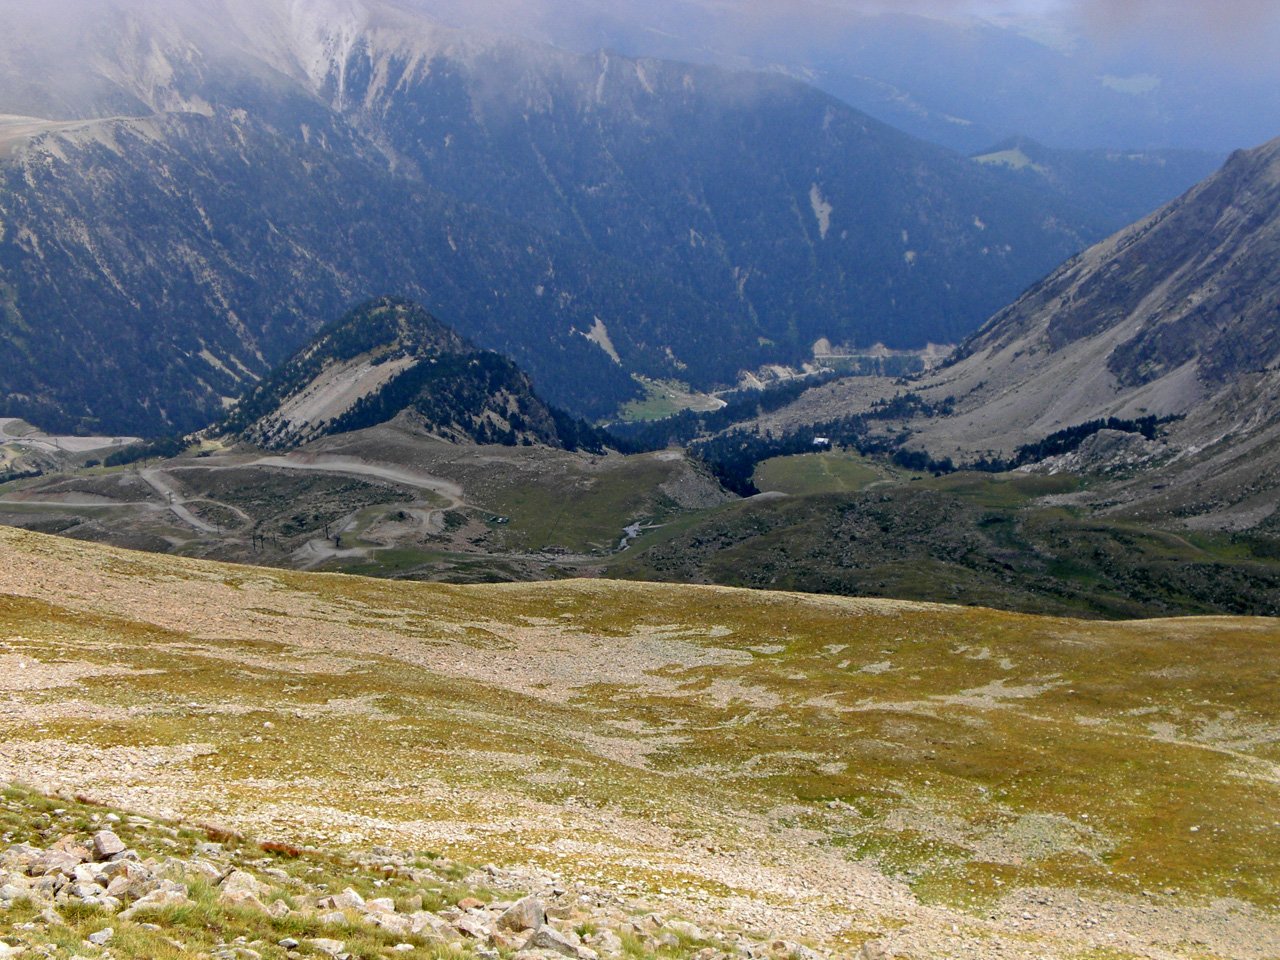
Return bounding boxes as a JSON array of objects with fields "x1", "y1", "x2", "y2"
[
  {"x1": 2, "y1": 4, "x2": 1280, "y2": 959},
  {"x1": 0, "y1": 0, "x2": 1221, "y2": 436},
  {"x1": 737, "y1": 136, "x2": 1280, "y2": 531},
  {"x1": 6, "y1": 128, "x2": 1280, "y2": 617}
]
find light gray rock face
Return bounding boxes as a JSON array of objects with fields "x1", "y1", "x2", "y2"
[
  {"x1": 454, "y1": 914, "x2": 492, "y2": 940},
  {"x1": 91, "y1": 831, "x2": 127, "y2": 861},
  {"x1": 524, "y1": 926, "x2": 600, "y2": 960},
  {"x1": 307, "y1": 938, "x2": 347, "y2": 957},
  {"x1": 497, "y1": 895, "x2": 547, "y2": 933},
  {"x1": 221, "y1": 890, "x2": 270, "y2": 912},
  {"x1": 369, "y1": 911, "x2": 414, "y2": 936},
  {"x1": 87, "y1": 927, "x2": 114, "y2": 945},
  {"x1": 587, "y1": 929, "x2": 624, "y2": 957},
  {"x1": 411, "y1": 909, "x2": 461, "y2": 942},
  {"x1": 31, "y1": 850, "x2": 84, "y2": 877},
  {"x1": 666, "y1": 920, "x2": 704, "y2": 940},
  {"x1": 317, "y1": 887, "x2": 365, "y2": 911},
  {"x1": 119, "y1": 886, "x2": 192, "y2": 920},
  {"x1": 219, "y1": 869, "x2": 268, "y2": 900}
]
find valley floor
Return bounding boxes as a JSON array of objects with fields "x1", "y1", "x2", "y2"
[
  {"x1": 1, "y1": 528, "x2": 1278, "y2": 958},
  {"x1": 3, "y1": 422, "x2": 1279, "y2": 621}
]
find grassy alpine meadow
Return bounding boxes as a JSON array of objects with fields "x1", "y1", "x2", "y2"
[{"x1": 0, "y1": 526, "x2": 1278, "y2": 958}]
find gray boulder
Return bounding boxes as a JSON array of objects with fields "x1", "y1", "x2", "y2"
[
  {"x1": 497, "y1": 896, "x2": 546, "y2": 933},
  {"x1": 524, "y1": 927, "x2": 599, "y2": 960},
  {"x1": 91, "y1": 831, "x2": 127, "y2": 861}
]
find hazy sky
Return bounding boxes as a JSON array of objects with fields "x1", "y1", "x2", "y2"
[
  {"x1": 838, "y1": 0, "x2": 1280, "y2": 62},
  {"x1": 1, "y1": 0, "x2": 1273, "y2": 149},
  {"x1": 455, "y1": 0, "x2": 1280, "y2": 75}
]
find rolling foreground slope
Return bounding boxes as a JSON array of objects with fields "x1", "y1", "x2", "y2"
[{"x1": 1, "y1": 527, "x2": 1278, "y2": 958}]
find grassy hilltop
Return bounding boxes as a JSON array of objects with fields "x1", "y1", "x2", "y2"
[{"x1": 0, "y1": 527, "x2": 1278, "y2": 958}]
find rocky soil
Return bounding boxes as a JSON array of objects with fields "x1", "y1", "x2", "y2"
[
  {"x1": 1, "y1": 527, "x2": 1278, "y2": 959},
  {"x1": 1, "y1": 787, "x2": 836, "y2": 960}
]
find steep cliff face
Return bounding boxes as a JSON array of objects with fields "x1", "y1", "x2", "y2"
[{"x1": 0, "y1": 0, "x2": 1104, "y2": 434}]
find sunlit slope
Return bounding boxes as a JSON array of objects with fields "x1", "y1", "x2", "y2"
[{"x1": 1, "y1": 527, "x2": 1277, "y2": 957}]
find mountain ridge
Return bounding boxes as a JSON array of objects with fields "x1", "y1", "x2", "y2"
[{"x1": 227, "y1": 296, "x2": 598, "y2": 451}]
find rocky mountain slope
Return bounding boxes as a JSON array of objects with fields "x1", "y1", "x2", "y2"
[
  {"x1": 740, "y1": 136, "x2": 1280, "y2": 530},
  {"x1": 0, "y1": 0, "x2": 1129, "y2": 435},
  {"x1": 900, "y1": 136, "x2": 1280, "y2": 524},
  {"x1": 226, "y1": 298, "x2": 592, "y2": 451},
  {"x1": 1, "y1": 526, "x2": 1279, "y2": 958}
]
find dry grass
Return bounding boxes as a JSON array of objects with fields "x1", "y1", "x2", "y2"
[{"x1": 1, "y1": 527, "x2": 1278, "y2": 958}]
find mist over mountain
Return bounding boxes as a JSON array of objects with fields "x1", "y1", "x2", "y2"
[
  {"x1": 362, "y1": 0, "x2": 1280, "y2": 154},
  {"x1": 0, "y1": 0, "x2": 1122, "y2": 435}
]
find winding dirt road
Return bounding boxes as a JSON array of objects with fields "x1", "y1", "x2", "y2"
[
  {"x1": 246, "y1": 454, "x2": 466, "y2": 508},
  {"x1": 139, "y1": 468, "x2": 219, "y2": 534}
]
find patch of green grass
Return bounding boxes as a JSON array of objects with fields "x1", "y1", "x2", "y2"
[
  {"x1": 752, "y1": 451, "x2": 909, "y2": 496},
  {"x1": 618, "y1": 378, "x2": 724, "y2": 423},
  {"x1": 473, "y1": 457, "x2": 684, "y2": 553}
]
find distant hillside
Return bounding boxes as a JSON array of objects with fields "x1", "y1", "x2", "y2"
[
  {"x1": 0, "y1": 0, "x2": 1123, "y2": 435},
  {"x1": 972, "y1": 137, "x2": 1221, "y2": 232},
  {"x1": 853, "y1": 135, "x2": 1280, "y2": 529},
  {"x1": 228, "y1": 298, "x2": 600, "y2": 451}
]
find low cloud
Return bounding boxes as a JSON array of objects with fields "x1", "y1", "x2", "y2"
[{"x1": 1062, "y1": 0, "x2": 1280, "y2": 74}]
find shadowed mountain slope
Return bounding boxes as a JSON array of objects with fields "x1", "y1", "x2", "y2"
[{"x1": 0, "y1": 0, "x2": 1119, "y2": 434}]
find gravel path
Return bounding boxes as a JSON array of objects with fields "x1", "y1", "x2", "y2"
[{"x1": 139, "y1": 468, "x2": 218, "y2": 534}]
